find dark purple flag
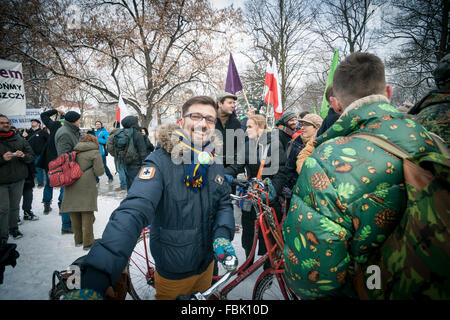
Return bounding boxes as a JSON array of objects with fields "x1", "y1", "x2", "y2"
[{"x1": 225, "y1": 53, "x2": 243, "y2": 94}]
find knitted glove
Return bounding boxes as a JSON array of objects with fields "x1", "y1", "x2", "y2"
[
  {"x1": 263, "y1": 178, "x2": 276, "y2": 201},
  {"x1": 213, "y1": 237, "x2": 236, "y2": 262},
  {"x1": 62, "y1": 289, "x2": 103, "y2": 300}
]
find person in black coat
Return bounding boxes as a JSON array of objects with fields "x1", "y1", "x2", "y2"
[
  {"x1": 224, "y1": 114, "x2": 285, "y2": 263},
  {"x1": 316, "y1": 83, "x2": 340, "y2": 137},
  {"x1": 37, "y1": 109, "x2": 65, "y2": 214},
  {"x1": 140, "y1": 127, "x2": 155, "y2": 156},
  {"x1": 23, "y1": 119, "x2": 48, "y2": 187},
  {"x1": 120, "y1": 116, "x2": 149, "y2": 190},
  {"x1": 215, "y1": 92, "x2": 243, "y2": 167}
]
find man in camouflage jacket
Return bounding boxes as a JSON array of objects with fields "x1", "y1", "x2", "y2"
[
  {"x1": 283, "y1": 53, "x2": 440, "y2": 299},
  {"x1": 408, "y1": 53, "x2": 450, "y2": 145}
]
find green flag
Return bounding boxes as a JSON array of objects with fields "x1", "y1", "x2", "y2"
[{"x1": 319, "y1": 50, "x2": 339, "y2": 119}]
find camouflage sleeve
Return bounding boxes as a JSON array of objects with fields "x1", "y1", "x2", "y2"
[{"x1": 283, "y1": 155, "x2": 352, "y2": 299}]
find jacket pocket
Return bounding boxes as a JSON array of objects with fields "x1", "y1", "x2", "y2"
[{"x1": 159, "y1": 228, "x2": 200, "y2": 274}]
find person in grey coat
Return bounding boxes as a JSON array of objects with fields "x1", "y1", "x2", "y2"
[{"x1": 54, "y1": 111, "x2": 81, "y2": 234}]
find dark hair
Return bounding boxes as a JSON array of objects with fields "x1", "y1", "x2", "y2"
[
  {"x1": 95, "y1": 120, "x2": 103, "y2": 126},
  {"x1": 325, "y1": 83, "x2": 333, "y2": 104},
  {"x1": 181, "y1": 96, "x2": 217, "y2": 116},
  {"x1": 333, "y1": 52, "x2": 386, "y2": 107},
  {"x1": 0, "y1": 114, "x2": 8, "y2": 119},
  {"x1": 141, "y1": 127, "x2": 149, "y2": 136},
  {"x1": 298, "y1": 111, "x2": 309, "y2": 119}
]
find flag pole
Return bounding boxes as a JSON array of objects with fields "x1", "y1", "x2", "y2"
[{"x1": 241, "y1": 88, "x2": 251, "y2": 110}]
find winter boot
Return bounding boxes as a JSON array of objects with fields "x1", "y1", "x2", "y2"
[
  {"x1": 43, "y1": 202, "x2": 52, "y2": 214},
  {"x1": 24, "y1": 210, "x2": 39, "y2": 221},
  {"x1": 10, "y1": 229, "x2": 24, "y2": 240}
]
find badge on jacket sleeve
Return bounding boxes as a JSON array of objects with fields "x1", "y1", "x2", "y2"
[
  {"x1": 214, "y1": 174, "x2": 224, "y2": 185},
  {"x1": 139, "y1": 167, "x2": 156, "y2": 180}
]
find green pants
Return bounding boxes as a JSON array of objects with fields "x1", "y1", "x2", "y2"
[{"x1": 69, "y1": 211, "x2": 95, "y2": 247}]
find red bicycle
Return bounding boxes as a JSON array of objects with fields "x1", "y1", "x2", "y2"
[{"x1": 127, "y1": 177, "x2": 297, "y2": 300}]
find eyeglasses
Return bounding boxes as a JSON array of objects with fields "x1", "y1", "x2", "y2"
[
  {"x1": 184, "y1": 113, "x2": 216, "y2": 125},
  {"x1": 0, "y1": 121, "x2": 10, "y2": 125}
]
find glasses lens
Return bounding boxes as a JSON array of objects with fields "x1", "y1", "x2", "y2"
[
  {"x1": 189, "y1": 113, "x2": 203, "y2": 121},
  {"x1": 205, "y1": 116, "x2": 216, "y2": 125}
]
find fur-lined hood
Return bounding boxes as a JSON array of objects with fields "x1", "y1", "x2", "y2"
[{"x1": 156, "y1": 123, "x2": 223, "y2": 160}]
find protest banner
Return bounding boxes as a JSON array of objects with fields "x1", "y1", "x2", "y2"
[
  {"x1": 7, "y1": 109, "x2": 43, "y2": 129},
  {"x1": 0, "y1": 59, "x2": 27, "y2": 119}
]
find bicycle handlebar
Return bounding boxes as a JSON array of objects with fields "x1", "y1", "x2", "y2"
[{"x1": 176, "y1": 255, "x2": 238, "y2": 300}]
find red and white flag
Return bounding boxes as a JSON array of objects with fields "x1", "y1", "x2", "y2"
[
  {"x1": 115, "y1": 94, "x2": 131, "y2": 127},
  {"x1": 264, "y1": 57, "x2": 283, "y2": 119}
]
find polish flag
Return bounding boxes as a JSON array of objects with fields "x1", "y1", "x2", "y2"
[
  {"x1": 264, "y1": 57, "x2": 283, "y2": 119},
  {"x1": 115, "y1": 94, "x2": 131, "y2": 127}
]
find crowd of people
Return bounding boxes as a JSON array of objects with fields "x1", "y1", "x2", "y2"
[
  {"x1": 0, "y1": 109, "x2": 155, "y2": 252},
  {"x1": 0, "y1": 51, "x2": 448, "y2": 299}
]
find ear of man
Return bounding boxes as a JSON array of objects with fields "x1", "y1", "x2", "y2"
[{"x1": 330, "y1": 96, "x2": 345, "y2": 114}]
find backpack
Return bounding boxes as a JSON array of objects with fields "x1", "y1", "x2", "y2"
[
  {"x1": 352, "y1": 132, "x2": 450, "y2": 300},
  {"x1": 111, "y1": 128, "x2": 139, "y2": 165},
  {"x1": 48, "y1": 151, "x2": 91, "y2": 187}
]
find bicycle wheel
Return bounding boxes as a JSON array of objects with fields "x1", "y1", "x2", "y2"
[
  {"x1": 253, "y1": 273, "x2": 287, "y2": 300},
  {"x1": 127, "y1": 230, "x2": 157, "y2": 300}
]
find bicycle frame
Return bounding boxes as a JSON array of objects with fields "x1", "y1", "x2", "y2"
[
  {"x1": 128, "y1": 227, "x2": 154, "y2": 285},
  {"x1": 128, "y1": 182, "x2": 297, "y2": 300},
  {"x1": 209, "y1": 183, "x2": 296, "y2": 300}
]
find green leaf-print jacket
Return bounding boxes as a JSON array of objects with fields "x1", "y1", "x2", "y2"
[{"x1": 283, "y1": 95, "x2": 439, "y2": 299}]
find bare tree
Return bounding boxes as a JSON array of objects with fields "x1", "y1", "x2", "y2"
[
  {"x1": 1, "y1": 0, "x2": 242, "y2": 127},
  {"x1": 383, "y1": 0, "x2": 449, "y2": 95},
  {"x1": 243, "y1": 0, "x2": 318, "y2": 112},
  {"x1": 314, "y1": 0, "x2": 383, "y2": 56}
]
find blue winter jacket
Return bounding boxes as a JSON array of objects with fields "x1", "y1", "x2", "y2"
[
  {"x1": 94, "y1": 127, "x2": 109, "y2": 156},
  {"x1": 81, "y1": 124, "x2": 235, "y2": 295}
]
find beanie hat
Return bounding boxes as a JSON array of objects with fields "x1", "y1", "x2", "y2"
[
  {"x1": 64, "y1": 111, "x2": 81, "y2": 123},
  {"x1": 276, "y1": 110, "x2": 297, "y2": 126}
]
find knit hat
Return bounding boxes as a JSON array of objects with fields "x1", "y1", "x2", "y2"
[
  {"x1": 64, "y1": 111, "x2": 81, "y2": 123},
  {"x1": 275, "y1": 110, "x2": 297, "y2": 126},
  {"x1": 298, "y1": 114, "x2": 323, "y2": 129},
  {"x1": 434, "y1": 53, "x2": 450, "y2": 89},
  {"x1": 30, "y1": 119, "x2": 41, "y2": 124}
]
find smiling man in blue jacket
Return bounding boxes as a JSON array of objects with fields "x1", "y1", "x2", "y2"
[
  {"x1": 94, "y1": 121, "x2": 114, "y2": 183},
  {"x1": 72, "y1": 96, "x2": 235, "y2": 300}
]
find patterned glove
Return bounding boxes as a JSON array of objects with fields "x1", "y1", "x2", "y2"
[
  {"x1": 263, "y1": 178, "x2": 276, "y2": 201},
  {"x1": 213, "y1": 237, "x2": 236, "y2": 262},
  {"x1": 62, "y1": 289, "x2": 103, "y2": 300},
  {"x1": 224, "y1": 174, "x2": 233, "y2": 184}
]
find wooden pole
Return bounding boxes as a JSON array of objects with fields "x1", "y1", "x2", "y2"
[{"x1": 241, "y1": 88, "x2": 251, "y2": 110}]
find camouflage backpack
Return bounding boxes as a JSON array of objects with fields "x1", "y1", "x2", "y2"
[{"x1": 352, "y1": 132, "x2": 450, "y2": 300}]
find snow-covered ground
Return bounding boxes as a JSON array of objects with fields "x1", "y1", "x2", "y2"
[{"x1": 0, "y1": 156, "x2": 269, "y2": 300}]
